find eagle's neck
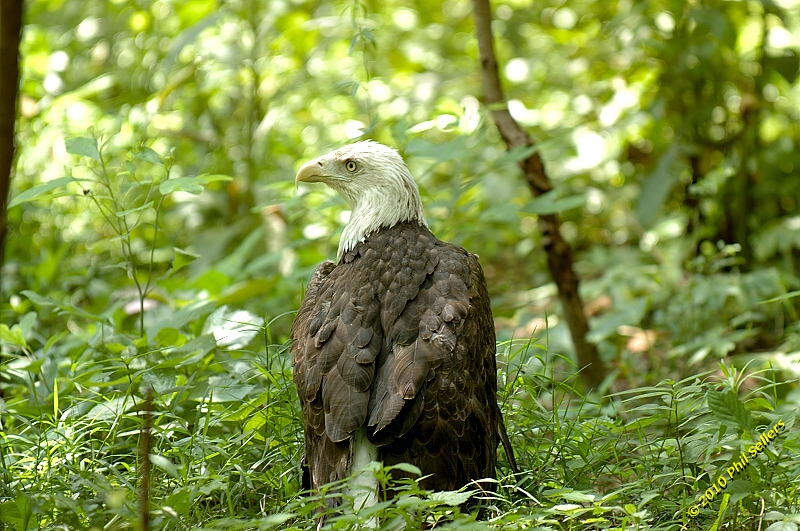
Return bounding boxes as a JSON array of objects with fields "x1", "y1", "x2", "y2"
[{"x1": 338, "y1": 169, "x2": 427, "y2": 260}]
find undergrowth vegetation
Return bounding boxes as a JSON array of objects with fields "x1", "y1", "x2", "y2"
[
  {"x1": 2, "y1": 289, "x2": 798, "y2": 530},
  {"x1": 4, "y1": 0, "x2": 800, "y2": 529},
  {"x1": 1, "y1": 137, "x2": 798, "y2": 527}
]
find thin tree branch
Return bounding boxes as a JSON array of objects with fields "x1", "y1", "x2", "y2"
[
  {"x1": 472, "y1": 0, "x2": 605, "y2": 388},
  {"x1": 0, "y1": 0, "x2": 24, "y2": 289},
  {"x1": 139, "y1": 390, "x2": 153, "y2": 531}
]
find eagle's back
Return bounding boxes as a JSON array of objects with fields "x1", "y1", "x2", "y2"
[{"x1": 291, "y1": 221, "x2": 497, "y2": 494}]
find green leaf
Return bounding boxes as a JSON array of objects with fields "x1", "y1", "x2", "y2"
[
  {"x1": 191, "y1": 375, "x2": 254, "y2": 402},
  {"x1": 65, "y1": 137, "x2": 101, "y2": 160},
  {"x1": 18, "y1": 312, "x2": 37, "y2": 337},
  {"x1": 9, "y1": 177, "x2": 77, "y2": 208},
  {"x1": 0, "y1": 322, "x2": 22, "y2": 345},
  {"x1": 429, "y1": 490, "x2": 473, "y2": 506},
  {"x1": 136, "y1": 147, "x2": 163, "y2": 164},
  {"x1": 20, "y1": 358, "x2": 45, "y2": 373},
  {"x1": 21, "y1": 290, "x2": 57, "y2": 307},
  {"x1": 560, "y1": 490, "x2": 597, "y2": 503},
  {"x1": 0, "y1": 499, "x2": 22, "y2": 525},
  {"x1": 154, "y1": 327, "x2": 184, "y2": 348},
  {"x1": 388, "y1": 462, "x2": 421, "y2": 476},
  {"x1": 215, "y1": 227, "x2": 263, "y2": 278},
  {"x1": 764, "y1": 50, "x2": 800, "y2": 84},
  {"x1": 85, "y1": 396, "x2": 129, "y2": 421},
  {"x1": 524, "y1": 190, "x2": 587, "y2": 215},
  {"x1": 115, "y1": 201, "x2": 154, "y2": 217},
  {"x1": 198, "y1": 173, "x2": 233, "y2": 184},
  {"x1": 405, "y1": 137, "x2": 468, "y2": 161},
  {"x1": 164, "y1": 12, "x2": 223, "y2": 72},
  {"x1": 162, "y1": 488, "x2": 192, "y2": 514},
  {"x1": 172, "y1": 247, "x2": 200, "y2": 273},
  {"x1": 763, "y1": 522, "x2": 799, "y2": 531},
  {"x1": 149, "y1": 300, "x2": 216, "y2": 338},
  {"x1": 21, "y1": 290, "x2": 111, "y2": 323},
  {"x1": 203, "y1": 306, "x2": 264, "y2": 349},
  {"x1": 177, "y1": 0, "x2": 216, "y2": 26},
  {"x1": 760, "y1": 290, "x2": 800, "y2": 304},
  {"x1": 159, "y1": 177, "x2": 205, "y2": 195},
  {"x1": 216, "y1": 279, "x2": 275, "y2": 305},
  {"x1": 206, "y1": 515, "x2": 295, "y2": 529},
  {"x1": 496, "y1": 144, "x2": 539, "y2": 165},
  {"x1": 149, "y1": 454, "x2": 182, "y2": 479},
  {"x1": 158, "y1": 174, "x2": 231, "y2": 196},
  {"x1": 172, "y1": 334, "x2": 217, "y2": 367},
  {"x1": 707, "y1": 388, "x2": 753, "y2": 432},
  {"x1": 636, "y1": 145, "x2": 682, "y2": 228},
  {"x1": 0, "y1": 324, "x2": 27, "y2": 348}
]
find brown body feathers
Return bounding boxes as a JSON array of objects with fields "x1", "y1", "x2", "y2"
[{"x1": 292, "y1": 221, "x2": 498, "y2": 495}]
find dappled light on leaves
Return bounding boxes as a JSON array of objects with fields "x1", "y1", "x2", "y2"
[{"x1": 0, "y1": 0, "x2": 798, "y2": 529}]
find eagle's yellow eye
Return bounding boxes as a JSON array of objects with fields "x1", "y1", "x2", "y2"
[{"x1": 344, "y1": 160, "x2": 358, "y2": 172}]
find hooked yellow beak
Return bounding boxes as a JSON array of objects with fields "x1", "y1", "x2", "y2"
[{"x1": 295, "y1": 158, "x2": 328, "y2": 184}]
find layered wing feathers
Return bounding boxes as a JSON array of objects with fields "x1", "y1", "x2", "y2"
[{"x1": 292, "y1": 222, "x2": 497, "y2": 492}]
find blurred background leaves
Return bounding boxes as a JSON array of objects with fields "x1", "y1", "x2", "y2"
[{"x1": 1, "y1": 0, "x2": 799, "y2": 529}]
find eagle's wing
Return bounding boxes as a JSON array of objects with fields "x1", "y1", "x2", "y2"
[
  {"x1": 292, "y1": 260, "x2": 338, "y2": 490},
  {"x1": 292, "y1": 257, "x2": 382, "y2": 490},
  {"x1": 369, "y1": 232, "x2": 498, "y2": 490}
]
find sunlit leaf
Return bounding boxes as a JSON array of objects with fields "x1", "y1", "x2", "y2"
[
  {"x1": 65, "y1": 137, "x2": 101, "y2": 160},
  {"x1": 20, "y1": 358, "x2": 45, "y2": 373},
  {"x1": 0, "y1": 324, "x2": 27, "y2": 348},
  {"x1": 389, "y1": 463, "x2": 422, "y2": 476},
  {"x1": 429, "y1": 490, "x2": 473, "y2": 506},
  {"x1": 86, "y1": 397, "x2": 130, "y2": 421},
  {"x1": 136, "y1": 147, "x2": 163, "y2": 164},
  {"x1": 9, "y1": 177, "x2": 78, "y2": 208},
  {"x1": 198, "y1": 173, "x2": 233, "y2": 184},
  {"x1": 560, "y1": 491, "x2": 597, "y2": 503},
  {"x1": 764, "y1": 521, "x2": 799, "y2": 531},
  {"x1": 203, "y1": 306, "x2": 263, "y2": 349},
  {"x1": 192, "y1": 375, "x2": 255, "y2": 402},
  {"x1": 159, "y1": 177, "x2": 204, "y2": 195}
]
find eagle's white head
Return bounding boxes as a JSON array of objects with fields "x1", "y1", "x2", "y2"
[{"x1": 295, "y1": 140, "x2": 428, "y2": 259}]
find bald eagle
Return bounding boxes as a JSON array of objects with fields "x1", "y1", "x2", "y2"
[{"x1": 292, "y1": 140, "x2": 499, "y2": 511}]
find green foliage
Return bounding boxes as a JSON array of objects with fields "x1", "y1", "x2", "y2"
[{"x1": 3, "y1": 0, "x2": 800, "y2": 529}]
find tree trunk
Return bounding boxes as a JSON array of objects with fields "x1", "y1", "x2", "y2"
[
  {"x1": 471, "y1": 0, "x2": 605, "y2": 388},
  {"x1": 0, "y1": 0, "x2": 24, "y2": 289}
]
